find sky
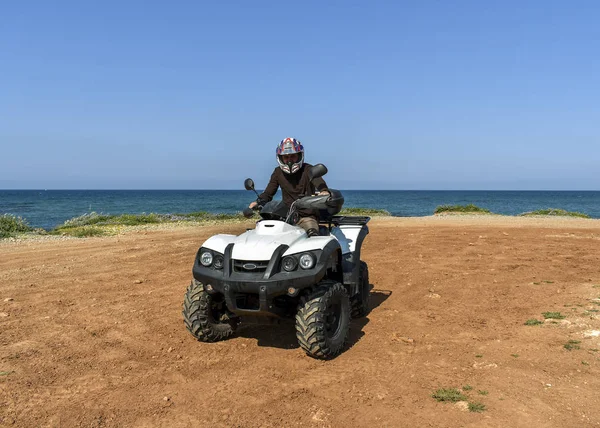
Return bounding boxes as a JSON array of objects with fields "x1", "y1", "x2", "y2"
[{"x1": 1, "y1": 0, "x2": 599, "y2": 190}]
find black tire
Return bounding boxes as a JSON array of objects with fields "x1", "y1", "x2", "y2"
[
  {"x1": 295, "y1": 281, "x2": 351, "y2": 359},
  {"x1": 350, "y1": 261, "x2": 370, "y2": 318},
  {"x1": 182, "y1": 280, "x2": 236, "y2": 342}
]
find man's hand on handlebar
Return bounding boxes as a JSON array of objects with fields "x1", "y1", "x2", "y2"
[{"x1": 249, "y1": 201, "x2": 258, "y2": 209}]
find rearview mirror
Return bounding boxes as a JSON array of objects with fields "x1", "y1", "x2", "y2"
[
  {"x1": 244, "y1": 178, "x2": 255, "y2": 191},
  {"x1": 309, "y1": 164, "x2": 328, "y2": 181}
]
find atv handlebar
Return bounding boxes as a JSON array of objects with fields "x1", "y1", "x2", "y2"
[
  {"x1": 243, "y1": 203, "x2": 263, "y2": 218},
  {"x1": 294, "y1": 194, "x2": 331, "y2": 211}
]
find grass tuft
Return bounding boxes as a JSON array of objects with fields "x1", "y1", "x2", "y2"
[
  {"x1": 542, "y1": 312, "x2": 565, "y2": 320},
  {"x1": 462, "y1": 385, "x2": 473, "y2": 391},
  {"x1": 519, "y1": 208, "x2": 589, "y2": 218},
  {"x1": 468, "y1": 402, "x2": 486, "y2": 412},
  {"x1": 525, "y1": 319, "x2": 543, "y2": 326},
  {"x1": 431, "y1": 388, "x2": 467, "y2": 402},
  {"x1": 564, "y1": 340, "x2": 581, "y2": 351}
]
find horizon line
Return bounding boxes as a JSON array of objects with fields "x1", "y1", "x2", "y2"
[{"x1": 1, "y1": 188, "x2": 600, "y2": 192}]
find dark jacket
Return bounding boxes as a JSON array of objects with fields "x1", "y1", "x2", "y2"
[{"x1": 258, "y1": 164, "x2": 329, "y2": 218}]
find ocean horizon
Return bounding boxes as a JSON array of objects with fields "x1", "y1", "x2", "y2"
[{"x1": 2, "y1": 189, "x2": 600, "y2": 230}]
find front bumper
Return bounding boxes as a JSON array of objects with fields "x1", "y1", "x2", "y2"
[{"x1": 192, "y1": 243, "x2": 328, "y2": 317}]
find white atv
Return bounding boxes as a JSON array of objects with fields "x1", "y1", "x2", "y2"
[{"x1": 182, "y1": 164, "x2": 370, "y2": 359}]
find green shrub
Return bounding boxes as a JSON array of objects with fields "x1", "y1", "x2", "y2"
[
  {"x1": 0, "y1": 214, "x2": 33, "y2": 238},
  {"x1": 519, "y1": 208, "x2": 589, "y2": 218},
  {"x1": 434, "y1": 204, "x2": 491, "y2": 214}
]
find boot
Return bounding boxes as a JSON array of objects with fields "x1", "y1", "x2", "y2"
[{"x1": 306, "y1": 228, "x2": 319, "y2": 237}]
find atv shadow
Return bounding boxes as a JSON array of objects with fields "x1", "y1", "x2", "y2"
[
  {"x1": 237, "y1": 320, "x2": 299, "y2": 350},
  {"x1": 236, "y1": 286, "x2": 393, "y2": 355},
  {"x1": 369, "y1": 287, "x2": 392, "y2": 312},
  {"x1": 346, "y1": 286, "x2": 392, "y2": 350}
]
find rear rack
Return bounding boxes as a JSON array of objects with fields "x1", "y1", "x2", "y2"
[{"x1": 326, "y1": 216, "x2": 371, "y2": 226}]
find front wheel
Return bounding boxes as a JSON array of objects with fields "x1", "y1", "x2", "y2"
[
  {"x1": 183, "y1": 280, "x2": 236, "y2": 342},
  {"x1": 295, "y1": 281, "x2": 350, "y2": 359}
]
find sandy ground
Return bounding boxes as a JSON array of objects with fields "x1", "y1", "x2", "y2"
[{"x1": 1, "y1": 216, "x2": 600, "y2": 427}]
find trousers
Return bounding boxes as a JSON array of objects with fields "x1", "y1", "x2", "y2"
[{"x1": 296, "y1": 216, "x2": 318, "y2": 232}]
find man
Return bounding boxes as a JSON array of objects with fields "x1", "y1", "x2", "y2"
[{"x1": 249, "y1": 137, "x2": 330, "y2": 237}]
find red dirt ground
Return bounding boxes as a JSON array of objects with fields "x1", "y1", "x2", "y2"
[{"x1": 1, "y1": 216, "x2": 600, "y2": 427}]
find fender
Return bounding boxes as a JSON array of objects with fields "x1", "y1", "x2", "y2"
[{"x1": 201, "y1": 234, "x2": 237, "y2": 254}]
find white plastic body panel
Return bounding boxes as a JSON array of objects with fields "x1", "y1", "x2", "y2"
[
  {"x1": 202, "y1": 221, "x2": 365, "y2": 261},
  {"x1": 331, "y1": 225, "x2": 364, "y2": 254},
  {"x1": 201, "y1": 234, "x2": 237, "y2": 254}
]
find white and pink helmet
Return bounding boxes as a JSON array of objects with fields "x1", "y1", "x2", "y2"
[{"x1": 276, "y1": 137, "x2": 304, "y2": 174}]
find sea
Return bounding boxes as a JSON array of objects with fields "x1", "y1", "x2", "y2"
[{"x1": 1, "y1": 190, "x2": 599, "y2": 230}]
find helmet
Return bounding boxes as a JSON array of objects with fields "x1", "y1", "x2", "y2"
[{"x1": 276, "y1": 137, "x2": 304, "y2": 174}]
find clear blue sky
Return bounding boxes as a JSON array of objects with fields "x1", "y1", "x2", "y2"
[{"x1": 1, "y1": 0, "x2": 599, "y2": 190}]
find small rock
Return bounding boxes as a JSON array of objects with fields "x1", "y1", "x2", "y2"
[
  {"x1": 0, "y1": 312, "x2": 9, "y2": 317},
  {"x1": 167, "y1": 347, "x2": 173, "y2": 353},
  {"x1": 4, "y1": 298, "x2": 14, "y2": 302},
  {"x1": 392, "y1": 333, "x2": 415, "y2": 344},
  {"x1": 455, "y1": 401, "x2": 469, "y2": 412},
  {"x1": 427, "y1": 293, "x2": 441, "y2": 299},
  {"x1": 545, "y1": 383, "x2": 552, "y2": 387},
  {"x1": 134, "y1": 279, "x2": 143, "y2": 284},
  {"x1": 163, "y1": 396, "x2": 170, "y2": 402}
]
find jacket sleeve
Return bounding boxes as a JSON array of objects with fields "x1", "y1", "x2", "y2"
[
  {"x1": 312, "y1": 177, "x2": 328, "y2": 193},
  {"x1": 258, "y1": 169, "x2": 279, "y2": 203}
]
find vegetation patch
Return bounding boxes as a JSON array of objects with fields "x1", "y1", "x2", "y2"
[
  {"x1": 462, "y1": 385, "x2": 473, "y2": 391},
  {"x1": 525, "y1": 318, "x2": 543, "y2": 326},
  {"x1": 0, "y1": 371, "x2": 15, "y2": 376},
  {"x1": 0, "y1": 214, "x2": 33, "y2": 238},
  {"x1": 542, "y1": 312, "x2": 565, "y2": 320},
  {"x1": 519, "y1": 208, "x2": 589, "y2": 218},
  {"x1": 339, "y1": 207, "x2": 390, "y2": 216},
  {"x1": 431, "y1": 388, "x2": 467, "y2": 403},
  {"x1": 50, "y1": 211, "x2": 245, "y2": 235},
  {"x1": 52, "y1": 227, "x2": 107, "y2": 238},
  {"x1": 434, "y1": 204, "x2": 491, "y2": 215}
]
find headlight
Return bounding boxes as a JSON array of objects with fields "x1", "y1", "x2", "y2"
[
  {"x1": 213, "y1": 255, "x2": 224, "y2": 269},
  {"x1": 282, "y1": 256, "x2": 298, "y2": 272},
  {"x1": 200, "y1": 251, "x2": 213, "y2": 267},
  {"x1": 299, "y1": 253, "x2": 315, "y2": 269}
]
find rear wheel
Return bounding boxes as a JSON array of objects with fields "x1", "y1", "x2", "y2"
[
  {"x1": 295, "y1": 281, "x2": 350, "y2": 359},
  {"x1": 350, "y1": 261, "x2": 370, "y2": 318},
  {"x1": 183, "y1": 280, "x2": 236, "y2": 342}
]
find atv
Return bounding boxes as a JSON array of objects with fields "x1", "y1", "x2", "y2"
[{"x1": 182, "y1": 164, "x2": 370, "y2": 359}]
